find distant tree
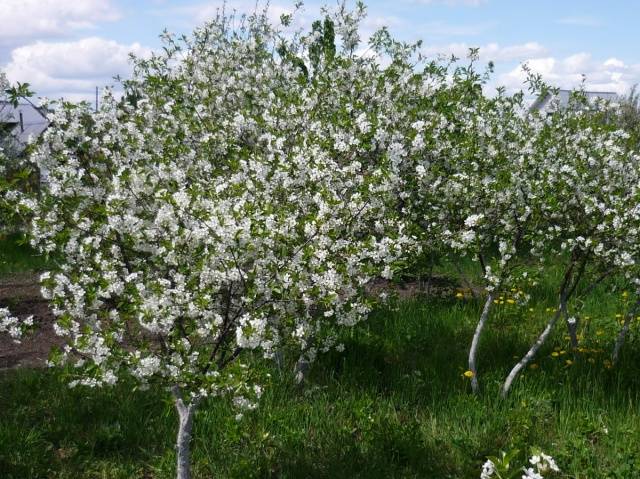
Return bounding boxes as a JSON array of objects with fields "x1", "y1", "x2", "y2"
[{"x1": 613, "y1": 84, "x2": 640, "y2": 147}]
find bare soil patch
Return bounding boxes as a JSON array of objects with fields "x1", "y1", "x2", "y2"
[
  {"x1": 0, "y1": 272, "x2": 478, "y2": 371},
  {"x1": 0, "y1": 272, "x2": 60, "y2": 370}
]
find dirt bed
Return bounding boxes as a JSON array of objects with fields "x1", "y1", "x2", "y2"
[
  {"x1": 0, "y1": 272, "x2": 60, "y2": 370},
  {"x1": 0, "y1": 273, "x2": 475, "y2": 371}
]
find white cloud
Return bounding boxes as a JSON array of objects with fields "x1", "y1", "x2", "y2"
[
  {"x1": 499, "y1": 53, "x2": 640, "y2": 95},
  {"x1": 0, "y1": 0, "x2": 120, "y2": 44},
  {"x1": 422, "y1": 41, "x2": 547, "y2": 63},
  {"x1": 4, "y1": 37, "x2": 152, "y2": 102},
  {"x1": 153, "y1": 0, "x2": 316, "y2": 30}
]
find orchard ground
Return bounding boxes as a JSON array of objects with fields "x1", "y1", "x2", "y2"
[{"x1": 1, "y1": 236, "x2": 640, "y2": 478}]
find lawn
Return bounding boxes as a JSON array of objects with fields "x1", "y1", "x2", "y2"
[
  {"x1": 1, "y1": 240, "x2": 640, "y2": 478},
  {"x1": 0, "y1": 233, "x2": 48, "y2": 277}
]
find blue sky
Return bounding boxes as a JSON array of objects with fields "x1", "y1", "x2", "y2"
[{"x1": 2, "y1": 0, "x2": 639, "y2": 102}]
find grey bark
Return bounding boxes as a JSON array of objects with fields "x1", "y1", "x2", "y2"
[
  {"x1": 502, "y1": 253, "x2": 585, "y2": 396},
  {"x1": 501, "y1": 301, "x2": 565, "y2": 397},
  {"x1": 172, "y1": 386, "x2": 198, "y2": 479},
  {"x1": 468, "y1": 292, "x2": 494, "y2": 394},
  {"x1": 612, "y1": 298, "x2": 640, "y2": 365},
  {"x1": 562, "y1": 304, "x2": 579, "y2": 350},
  {"x1": 294, "y1": 357, "x2": 310, "y2": 384}
]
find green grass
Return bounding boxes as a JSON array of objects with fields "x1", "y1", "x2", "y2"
[
  {"x1": 0, "y1": 233, "x2": 48, "y2": 277},
  {"x1": 2, "y1": 265, "x2": 640, "y2": 478}
]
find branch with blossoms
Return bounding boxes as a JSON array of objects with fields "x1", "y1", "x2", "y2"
[{"x1": 22, "y1": 4, "x2": 420, "y2": 478}]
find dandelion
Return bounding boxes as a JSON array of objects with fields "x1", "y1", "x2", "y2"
[{"x1": 463, "y1": 370, "x2": 474, "y2": 378}]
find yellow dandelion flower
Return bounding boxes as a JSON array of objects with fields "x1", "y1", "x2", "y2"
[
  {"x1": 455, "y1": 292, "x2": 464, "y2": 299},
  {"x1": 565, "y1": 359, "x2": 574, "y2": 366},
  {"x1": 506, "y1": 299, "x2": 515, "y2": 304},
  {"x1": 596, "y1": 330, "x2": 604, "y2": 336},
  {"x1": 551, "y1": 352, "x2": 560, "y2": 358},
  {"x1": 463, "y1": 370, "x2": 474, "y2": 378},
  {"x1": 493, "y1": 299, "x2": 499, "y2": 304}
]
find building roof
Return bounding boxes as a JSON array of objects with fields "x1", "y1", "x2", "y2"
[
  {"x1": 530, "y1": 89, "x2": 619, "y2": 113},
  {"x1": 0, "y1": 101, "x2": 49, "y2": 152}
]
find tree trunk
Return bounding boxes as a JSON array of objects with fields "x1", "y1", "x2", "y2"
[
  {"x1": 294, "y1": 357, "x2": 310, "y2": 384},
  {"x1": 562, "y1": 305, "x2": 579, "y2": 350},
  {"x1": 612, "y1": 316, "x2": 632, "y2": 365},
  {"x1": 501, "y1": 302, "x2": 564, "y2": 397},
  {"x1": 468, "y1": 293, "x2": 494, "y2": 394},
  {"x1": 612, "y1": 298, "x2": 640, "y2": 365},
  {"x1": 172, "y1": 386, "x2": 198, "y2": 479},
  {"x1": 502, "y1": 254, "x2": 587, "y2": 397}
]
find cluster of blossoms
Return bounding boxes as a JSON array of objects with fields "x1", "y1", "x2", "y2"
[
  {"x1": 27, "y1": 5, "x2": 416, "y2": 397},
  {"x1": 0, "y1": 307, "x2": 33, "y2": 342},
  {"x1": 481, "y1": 451, "x2": 560, "y2": 479},
  {"x1": 1, "y1": 70, "x2": 37, "y2": 343},
  {"x1": 18, "y1": 5, "x2": 418, "y2": 477},
  {"x1": 390, "y1": 51, "x2": 640, "y2": 393},
  {"x1": 5, "y1": 2, "x2": 640, "y2": 477}
]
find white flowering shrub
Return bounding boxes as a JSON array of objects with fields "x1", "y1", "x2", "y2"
[
  {"x1": 481, "y1": 449, "x2": 560, "y2": 479},
  {"x1": 0, "y1": 72, "x2": 38, "y2": 342},
  {"x1": 396, "y1": 59, "x2": 640, "y2": 393},
  {"x1": 501, "y1": 92, "x2": 640, "y2": 394},
  {"x1": 22, "y1": 5, "x2": 417, "y2": 478},
  {"x1": 403, "y1": 67, "x2": 548, "y2": 392}
]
